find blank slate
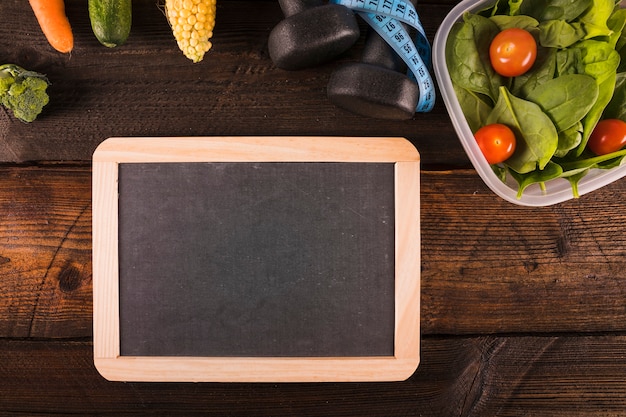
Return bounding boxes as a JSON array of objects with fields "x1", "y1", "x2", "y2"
[{"x1": 92, "y1": 136, "x2": 421, "y2": 382}]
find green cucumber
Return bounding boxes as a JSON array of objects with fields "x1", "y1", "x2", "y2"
[{"x1": 88, "y1": 0, "x2": 132, "y2": 48}]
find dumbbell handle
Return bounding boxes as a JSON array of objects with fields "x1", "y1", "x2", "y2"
[
  {"x1": 361, "y1": 28, "x2": 405, "y2": 72},
  {"x1": 361, "y1": 0, "x2": 416, "y2": 71},
  {"x1": 278, "y1": 0, "x2": 324, "y2": 17}
]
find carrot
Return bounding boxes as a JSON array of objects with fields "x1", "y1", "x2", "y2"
[{"x1": 29, "y1": 0, "x2": 74, "y2": 53}]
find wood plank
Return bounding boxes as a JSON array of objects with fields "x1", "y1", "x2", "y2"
[
  {"x1": 2, "y1": 164, "x2": 626, "y2": 339},
  {"x1": 421, "y1": 169, "x2": 626, "y2": 335},
  {"x1": 0, "y1": 165, "x2": 92, "y2": 339},
  {"x1": 0, "y1": 0, "x2": 466, "y2": 164},
  {"x1": 1, "y1": 335, "x2": 626, "y2": 416}
]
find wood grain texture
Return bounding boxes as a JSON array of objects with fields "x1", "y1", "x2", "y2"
[
  {"x1": 2, "y1": 0, "x2": 626, "y2": 412},
  {"x1": 2, "y1": 336, "x2": 626, "y2": 416},
  {"x1": 0, "y1": 165, "x2": 92, "y2": 339},
  {"x1": 2, "y1": 165, "x2": 626, "y2": 340},
  {"x1": 0, "y1": 0, "x2": 464, "y2": 165},
  {"x1": 421, "y1": 170, "x2": 626, "y2": 335},
  {"x1": 92, "y1": 136, "x2": 422, "y2": 162}
]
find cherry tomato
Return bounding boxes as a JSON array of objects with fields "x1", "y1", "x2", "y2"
[
  {"x1": 489, "y1": 28, "x2": 537, "y2": 77},
  {"x1": 474, "y1": 123, "x2": 517, "y2": 164},
  {"x1": 587, "y1": 119, "x2": 626, "y2": 156}
]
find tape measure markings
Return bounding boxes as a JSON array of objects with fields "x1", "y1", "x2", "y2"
[
  {"x1": 330, "y1": 0, "x2": 435, "y2": 112},
  {"x1": 366, "y1": 13, "x2": 433, "y2": 112}
]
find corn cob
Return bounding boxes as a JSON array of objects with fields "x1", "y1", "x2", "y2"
[{"x1": 164, "y1": 0, "x2": 216, "y2": 63}]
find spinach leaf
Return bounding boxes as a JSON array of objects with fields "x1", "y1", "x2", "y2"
[
  {"x1": 476, "y1": 2, "x2": 498, "y2": 17},
  {"x1": 446, "y1": 14, "x2": 504, "y2": 104},
  {"x1": 555, "y1": 122, "x2": 583, "y2": 157},
  {"x1": 492, "y1": 164, "x2": 508, "y2": 183},
  {"x1": 559, "y1": 149, "x2": 626, "y2": 172},
  {"x1": 564, "y1": 170, "x2": 589, "y2": 198},
  {"x1": 490, "y1": 15, "x2": 539, "y2": 31},
  {"x1": 539, "y1": 20, "x2": 586, "y2": 48},
  {"x1": 607, "y1": 8, "x2": 626, "y2": 49},
  {"x1": 508, "y1": 0, "x2": 523, "y2": 16},
  {"x1": 453, "y1": 84, "x2": 493, "y2": 133},
  {"x1": 509, "y1": 161, "x2": 564, "y2": 198},
  {"x1": 519, "y1": 0, "x2": 592, "y2": 22},
  {"x1": 511, "y1": 47, "x2": 557, "y2": 97},
  {"x1": 487, "y1": 86, "x2": 558, "y2": 173},
  {"x1": 576, "y1": 0, "x2": 615, "y2": 39},
  {"x1": 555, "y1": 48, "x2": 585, "y2": 75},
  {"x1": 478, "y1": 0, "x2": 512, "y2": 17},
  {"x1": 617, "y1": 11, "x2": 626, "y2": 71},
  {"x1": 558, "y1": 151, "x2": 626, "y2": 198},
  {"x1": 574, "y1": 40, "x2": 621, "y2": 155},
  {"x1": 526, "y1": 74, "x2": 599, "y2": 132},
  {"x1": 603, "y1": 72, "x2": 626, "y2": 121}
]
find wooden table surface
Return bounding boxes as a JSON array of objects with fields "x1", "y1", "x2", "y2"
[{"x1": 2, "y1": 0, "x2": 626, "y2": 415}]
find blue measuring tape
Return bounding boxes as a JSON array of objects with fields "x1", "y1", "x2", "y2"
[{"x1": 329, "y1": 0, "x2": 435, "y2": 113}]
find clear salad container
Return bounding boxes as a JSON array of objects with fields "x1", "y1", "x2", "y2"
[{"x1": 432, "y1": 0, "x2": 626, "y2": 206}]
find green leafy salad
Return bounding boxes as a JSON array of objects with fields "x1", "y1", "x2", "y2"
[{"x1": 446, "y1": 0, "x2": 626, "y2": 198}]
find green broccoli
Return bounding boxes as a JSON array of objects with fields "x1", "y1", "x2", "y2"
[{"x1": 0, "y1": 64, "x2": 50, "y2": 123}]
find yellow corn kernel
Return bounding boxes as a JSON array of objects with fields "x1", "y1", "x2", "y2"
[{"x1": 165, "y1": 0, "x2": 216, "y2": 63}]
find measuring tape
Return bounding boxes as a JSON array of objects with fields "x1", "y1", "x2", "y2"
[{"x1": 329, "y1": 0, "x2": 435, "y2": 113}]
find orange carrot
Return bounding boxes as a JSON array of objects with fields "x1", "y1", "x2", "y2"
[{"x1": 29, "y1": 0, "x2": 74, "y2": 53}]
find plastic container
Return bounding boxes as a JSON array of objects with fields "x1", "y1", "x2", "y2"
[{"x1": 432, "y1": 0, "x2": 626, "y2": 206}]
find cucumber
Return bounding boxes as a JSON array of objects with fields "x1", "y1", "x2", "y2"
[{"x1": 88, "y1": 0, "x2": 132, "y2": 48}]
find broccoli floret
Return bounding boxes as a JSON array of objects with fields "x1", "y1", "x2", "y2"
[
  {"x1": 0, "y1": 76, "x2": 15, "y2": 96},
  {"x1": 0, "y1": 64, "x2": 50, "y2": 123}
]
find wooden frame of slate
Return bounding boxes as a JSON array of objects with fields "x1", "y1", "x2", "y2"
[{"x1": 92, "y1": 136, "x2": 420, "y2": 382}]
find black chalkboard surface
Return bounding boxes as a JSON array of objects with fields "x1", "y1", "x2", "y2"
[
  {"x1": 93, "y1": 136, "x2": 420, "y2": 382},
  {"x1": 119, "y1": 162, "x2": 396, "y2": 358}
]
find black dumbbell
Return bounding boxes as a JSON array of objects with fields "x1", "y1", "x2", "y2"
[
  {"x1": 268, "y1": 0, "x2": 360, "y2": 70},
  {"x1": 327, "y1": 14, "x2": 420, "y2": 120}
]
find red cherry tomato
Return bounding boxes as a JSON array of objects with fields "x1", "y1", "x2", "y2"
[
  {"x1": 489, "y1": 28, "x2": 537, "y2": 77},
  {"x1": 474, "y1": 123, "x2": 517, "y2": 164},
  {"x1": 587, "y1": 119, "x2": 626, "y2": 156}
]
